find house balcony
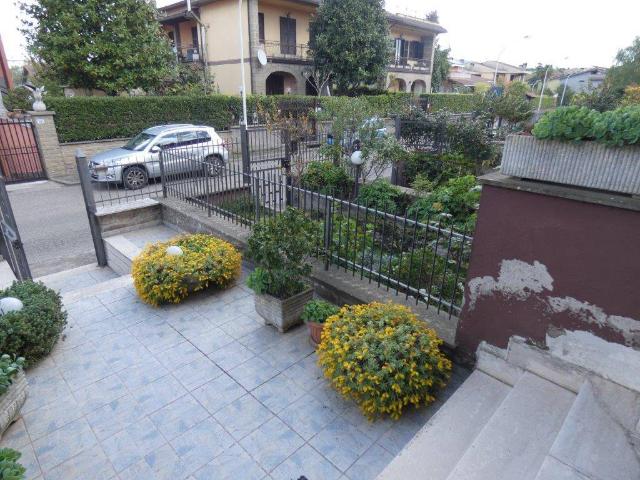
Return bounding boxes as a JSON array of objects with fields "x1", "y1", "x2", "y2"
[
  {"x1": 261, "y1": 41, "x2": 311, "y2": 63},
  {"x1": 173, "y1": 44, "x2": 203, "y2": 63},
  {"x1": 389, "y1": 57, "x2": 430, "y2": 73}
]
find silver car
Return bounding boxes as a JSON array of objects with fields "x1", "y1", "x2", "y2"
[{"x1": 89, "y1": 124, "x2": 229, "y2": 189}]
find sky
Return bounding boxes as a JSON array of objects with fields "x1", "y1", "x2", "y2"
[{"x1": 2, "y1": 0, "x2": 639, "y2": 69}]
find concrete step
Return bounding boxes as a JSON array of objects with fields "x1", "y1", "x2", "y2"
[
  {"x1": 35, "y1": 263, "x2": 120, "y2": 295},
  {"x1": 62, "y1": 274, "x2": 133, "y2": 305},
  {"x1": 445, "y1": 372, "x2": 576, "y2": 480},
  {"x1": 538, "y1": 378, "x2": 640, "y2": 480},
  {"x1": 377, "y1": 370, "x2": 511, "y2": 480},
  {"x1": 103, "y1": 224, "x2": 181, "y2": 276}
]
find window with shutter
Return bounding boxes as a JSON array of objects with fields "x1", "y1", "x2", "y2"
[
  {"x1": 279, "y1": 17, "x2": 296, "y2": 55},
  {"x1": 258, "y1": 13, "x2": 265, "y2": 43}
]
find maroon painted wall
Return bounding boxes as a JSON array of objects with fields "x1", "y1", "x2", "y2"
[{"x1": 456, "y1": 183, "x2": 640, "y2": 358}]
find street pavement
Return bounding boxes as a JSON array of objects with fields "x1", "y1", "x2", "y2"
[{"x1": 8, "y1": 180, "x2": 96, "y2": 278}]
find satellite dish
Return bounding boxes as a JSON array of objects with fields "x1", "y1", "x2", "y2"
[{"x1": 257, "y1": 49, "x2": 268, "y2": 66}]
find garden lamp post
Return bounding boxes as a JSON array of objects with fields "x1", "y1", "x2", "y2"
[
  {"x1": 350, "y1": 144, "x2": 364, "y2": 198},
  {"x1": 238, "y1": 0, "x2": 248, "y2": 126},
  {"x1": 537, "y1": 65, "x2": 551, "y2": 112}
]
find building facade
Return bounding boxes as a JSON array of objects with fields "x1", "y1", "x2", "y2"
[{"x1": 158, "y1": 0, "x2": 446, "y2": 95}]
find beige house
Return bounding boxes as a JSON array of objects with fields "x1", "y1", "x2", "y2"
[
  {"x1": 158, "y1": 0, "x2": 446, "y2": 95},
  {"x1": 464, "y1": 60, "x2": 528, "y2": 85}
]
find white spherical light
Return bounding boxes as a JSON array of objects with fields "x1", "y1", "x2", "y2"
[
  {"x1": 165, "y1": 245, "x2": 184, "y2": 257},
  {"x1": 350, "y1": 150, "x2": 364, "y2": 166},
  {"x1": 0, "y1": 297, "x2": 24, "y2": 315}
]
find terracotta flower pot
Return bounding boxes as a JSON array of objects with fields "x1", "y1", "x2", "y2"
[{"x1": 307, "y1": 321, "x2": 324, "y2": 348}]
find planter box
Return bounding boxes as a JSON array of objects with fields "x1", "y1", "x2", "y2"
[
  {"x1": 0, "y1": 371, "x2": 27, "y2": 436},
  {"x1": 254, "y1": 287, "x2": 314, "y2": 333},
  {"x1": 501, "y1": 135, "x2": 640, "y2": 195}
]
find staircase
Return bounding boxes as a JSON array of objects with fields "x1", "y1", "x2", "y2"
[{"x1": 377, "y1": 335, "x2": 640, "y2": 480}]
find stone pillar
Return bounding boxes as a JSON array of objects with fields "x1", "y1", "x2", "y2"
[
  {"x1": 247, "y1": 0, "x2": 260, "y2": 95},
  {"x1": 28, "y1": 111, "x2": 77, "y2": 182}
]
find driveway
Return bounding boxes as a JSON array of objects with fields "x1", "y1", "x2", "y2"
[{"x1": 8, "y1": 181, "x2": 96, "y2": 278}]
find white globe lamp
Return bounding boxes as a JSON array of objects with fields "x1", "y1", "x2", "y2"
[
  {"x1": 0, "y1": 297, "x2": 24, "y2": 315},
  {"x1": 165, "y1": 245, "x2": 184, "y2": 257}
]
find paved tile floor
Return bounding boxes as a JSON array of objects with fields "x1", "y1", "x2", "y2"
[{"x1": 1, "y1": 268, "x2": 467, "y2": 480}]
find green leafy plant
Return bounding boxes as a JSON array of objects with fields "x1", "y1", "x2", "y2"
[
  {"x1": 533, "y1": 105, "x2": 640, "y2": 146},
  {"x1": 299, "y1": 161, "x2": 351, "y2": 195},
  {"x1": 0, "y1": 448, "x2": 25, "y2": 480},
  {"x1": 132, "y1": 234, "x2": 242, "y2": 306},
  {"x1": 0, "y1": 355, "x2": 25, "y2": 397},
  {"x1": 0, "y1": 281, "x2": 67, "y2": 366},
  {"x1": 247, "y1": 208, "x2": 317, "y2": 299},
  {"x1": 301, "y1": 299, "x2": 340, "y2": 324},
  {"x1": 404, "y1": 152, "x2": 476, "y2": 188},
  {"x1": 317, "y1": 302, "x2": 451, "y2": 420},
  {"x1": 357, "y1": 179, "x2": 401, "y2": 212},
  {"x1": 407, "y1": 175, "x2": 480, "y2": 231}
]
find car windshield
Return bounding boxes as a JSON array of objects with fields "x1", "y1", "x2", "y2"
[{"x1": 123, "y1": 132, "x2": 155, "y2": 151}]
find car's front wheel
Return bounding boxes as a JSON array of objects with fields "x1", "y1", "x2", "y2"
[
  {"x1": 122, "y1": 166, "x2": 149, "y2": 190},
  {"x1": 204, "y1": 155, "x2": 224, "y2": 177}
]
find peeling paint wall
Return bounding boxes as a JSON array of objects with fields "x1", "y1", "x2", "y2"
[{"x1": 456, "y1": 184, "x2": 640, "y2": 358}]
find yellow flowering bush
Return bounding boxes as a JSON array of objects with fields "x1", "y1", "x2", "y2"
[
  {"x1": 132, "y1": 234, "x2": 242, "y2": 306},
  {"x1": 318, "y1": 302, "x2": 451, "y2": 420}
]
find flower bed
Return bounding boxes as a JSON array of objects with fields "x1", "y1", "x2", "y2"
[
  {"x1": 132, "y1": 234, "x2": 242, "y2": 306},
  {"x1": 318, "y1": 302, "x2": 451, "y2": 420}
]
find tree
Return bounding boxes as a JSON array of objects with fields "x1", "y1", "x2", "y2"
[
  {"x1": 431, "y1": 43, "x2": 451, "y2": 92},
  {"x1": 426, "y1": 10, "x2": 439, "y2": 23},
  {"x1": 606, "y1": 36, "x2": 640, "y2": 95},
  {"x1": 527, "y1": 64, "x2": 554, "y2": 92},
  {"x1": 309, "y1": 0, "x2": 392, "y2": 95},
  {"x1": 20, "y1": 0, "x2": 174, "y2": 94}
]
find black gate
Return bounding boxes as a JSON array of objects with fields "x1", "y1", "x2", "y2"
[
  {"x1": 0, "y1": 118, "x2": 46, "y2": 183},
  {"x1": 0, "y1": 176, "x2": 31, "y2": 281}
]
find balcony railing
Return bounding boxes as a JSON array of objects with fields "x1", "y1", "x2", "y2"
[
  {"x1": 262, "y1": 41, "x2": 311, "y2": 61},
  {"x1": 173, "y1": 44, "x2": 202, "y2": 63},
  {"x1": 390, "y1": 57, "x2": 430, "y2": 71}
]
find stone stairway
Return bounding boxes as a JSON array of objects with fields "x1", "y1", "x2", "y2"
[{"x1": 377, "y1": 335, "x2": 640, "y2": 480}]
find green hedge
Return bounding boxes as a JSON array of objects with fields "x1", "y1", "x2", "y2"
[
  {"x1": 47, "y1": 92, "x2": 476, "y2": 143},
  {"x1": 420, "y1": 93, "x2": 480, "y2": 113}
]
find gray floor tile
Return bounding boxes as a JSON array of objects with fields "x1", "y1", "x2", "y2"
[
  {"x1": 130, "y1": 373, "x2": 188, "y2": 416},
  {"x1": 279, "y1": 394, "x2": 339, "y2": 441},
  {"x1": 0, "y1": 418, "x2": 31, "y2": 450},
  {"x1": 86, "y1": 395, "x2": 147, "y2": 441},
  {"x1": 155, "y1": 341, "x2": 206, "y2": 370},
  {"x1": 43, "y1": 445, "x2": 115, "y2": 480},
  {"x1": 282, "y1": 355, "x2": 325, "y2": 392},
  {"x1": 228, "y1": 356, "x2": 280, "y2": 391},
  {"x1": 32, "y1": 418, "x2": 97, "y2": 472},
  {"x1": 309, "y1": 417, "x2": 375, "y2": 472},
  {"x1": 170, "y1": 418, "x2": 235, "y2": 470},
  {"x1": 23, "y1": 368, "x2": 72, "y2": 415},
  {"x1": 12, "y1": 442, "x2": 41, "y2": 480},
  {"x1": 238, "y1": 327, "x2": 285, "y2": 354},
  {"x1": 207, "y1": 341, "x2": 256, "y2": 372},
  {"x1": 149, "y1": 394, "x2": 210, "y2": 441},
  {"x1": 72, "y1": 373, "x2": 128, "y2": 415},
  {"x1": 143, "y1": 443, "x2": 191, "y2": 480},
  {"x1": 192, "y1": 443, "x2": 266, "y2": 480},
  {"x1": 239, "y1": 417, "x2": 304, "y2": 473},
  {"x1": 101, "y1": 418, "x2": 166, "y2": 473},
  {"x1": 345, "y1": 444, "x2": 394, "y2": 480},
  {"x1": 174, "y1": 356, "x2": 223, "y2": 391},
  {"x1": 214, "y1": 394, "x2": 273, "y2": 441},
  {"x1": 253, "y1": 373, "x2": 306, "y2": 414},
  {"x1": 184, "y1": 327, "x2": 234, "y2": 354},
  {"x1": 192, "y1": 374, "x2": 246, "y2": 414},
  {"x1": 23, "y1": 394, "x2": 83, "y2": 441},
  {"x1": 220, "y1": 314, "x2": 263, "y2": 339},
  {"x1": 271, "y1": 444, "x2": 342, "y2": 480}
]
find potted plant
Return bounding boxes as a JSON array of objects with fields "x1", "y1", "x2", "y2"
[
  {"x1": 0, "y1": 355, "x2": 26, "y2": 435},
  {"x1": 301, "y1": 299, "x2": 340, "y2": 347},
  {"x1": 501, "y1": 105, "x2": 640, "y2": 195},
  {"x1": 247, "y1": 208, "x2": 317, "y2": 332}
]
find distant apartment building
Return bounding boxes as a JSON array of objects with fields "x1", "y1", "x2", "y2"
[
  {"x1": 547, "y1": 67, "x2": 607, "y2": 94},
  {"x1": 157, "y1": 0, "x2": 446, "y2": 95}
]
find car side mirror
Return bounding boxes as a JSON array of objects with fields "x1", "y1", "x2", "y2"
[{"x1": 150, "y1": 146, "x2": 161, "y2": 154}]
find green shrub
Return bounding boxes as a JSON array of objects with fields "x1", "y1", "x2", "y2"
[
  {"x1": 131, "y1": 234, "x2": 242, "y2": 306},
  {"x1": 420, "y1": 93, "x2": 480, "y2": 113},
  {"x1": 300, "y1": 161, "x2": 351, "y2": 195},
  {"x1": 301, "y1": 299, "x2": 340, "y2": 324},
  {"x1": 317, "y1": 302, "x2": 451, "y2": 420},
  {"x1": 357, "y1": 179, "x2": 401, "y2": 212},
  {"x1": 0, "y1": 355, "x2": 25, "y2": 396},
  {"x1": 247, "y1": 208, "x2": 317, "y2": 299},
  {"x1": 0, "y1": 281, "x2": 67, "y2": 366},
  {"x1": 0, "y1": 448, "x2": 25, "y2": 480},
  {"x1": 3, "y1": 89, "x2": 32, "y2": 112},
  {"x1": 407, "y1": 175, "x2": 480, "y2": 231},
  {"x1": 533, "y1": 105, "x2": 640, "y2": 146},
  {"x1": 404, "y1": 152, "x2": 476, "y2": 187}
]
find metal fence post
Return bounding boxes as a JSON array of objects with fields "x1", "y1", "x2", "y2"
[
  {"x1": 240, "y1": 124, "x2": 251, "y2": 185},
  {"x1": 283, "y1": 130, "x2": 292, "y2": 207},
  {"x1": 391, "y1": 116, "x2": 402, "y2": 185},
  {"x1": 75, "y1": 151, "x2": 108, "y2": 267},
  {"x1": 0, "y1": 177, "x2": 32, "y2": 280},
  {"x1": 323, "y1": 197, "x2": 333, "y2": 271},
  {"x1": 159, "y1": 151, "x2": 167, "y2": 198}
]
